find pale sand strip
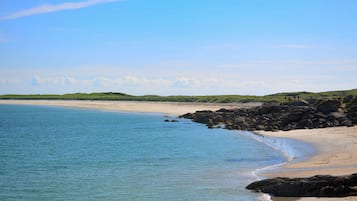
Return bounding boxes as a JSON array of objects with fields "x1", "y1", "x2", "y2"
[
  {"x1": 0, "y1": 99, "x2": 261, "y2": 116},
  {"x1": 257, "y1": 126, "x2": 357, "y2": 201}
]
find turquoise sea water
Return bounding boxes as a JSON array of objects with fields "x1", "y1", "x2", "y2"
[{"x1": 0, "y1": 104, "x2": 286, "y2": 201}]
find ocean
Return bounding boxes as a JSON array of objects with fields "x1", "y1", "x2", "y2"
[{"x1": 0, "y1": 104, "x2": 289, "y2": 201}]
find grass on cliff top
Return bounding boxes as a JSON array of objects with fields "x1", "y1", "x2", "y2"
[{"x1": 1, "y1": 89, "x2": 356, "y2": 103}]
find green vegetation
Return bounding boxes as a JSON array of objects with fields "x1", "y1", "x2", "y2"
[
  {"x1": 265, "y1": 89, "x2": 357, "y2": 102},
  {"x1": 1, "y1": 89, "x2": 356, "y2": 103}
]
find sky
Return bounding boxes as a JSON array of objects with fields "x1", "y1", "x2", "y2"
[{"x1": 0, "y1": 0, "x2": 356, "y2": 96}]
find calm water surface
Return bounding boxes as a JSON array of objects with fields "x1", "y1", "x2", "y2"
[{"x1": 0, "y1": 104, "x2": 285, "y2": 201}]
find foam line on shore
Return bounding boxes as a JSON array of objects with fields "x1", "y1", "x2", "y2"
[
  {"x1": 239, "y1": 131, "x2": 316, "y2": 180},
  {"x1": 238, "y1": 131, "x2": 316, "y2": 201}
]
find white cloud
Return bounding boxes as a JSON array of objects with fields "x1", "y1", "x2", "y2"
[
  {"x1": 31, "y1": 75, "x2": 89, "y2": 87},
  {"x1": 1, "y1": 60, "x2": 356, "y2": 95},
  {"x1": 1, "y1": 0, "x2": 121, "y2": 20},
  {"x1": 26, "y1": 74, "x2": 174, "y2": 94},
  {"x1": 31, "y1": 76, "x2": 41, "y2": 86},
  {"x1": 92, "y1": 77, "x2": 113, "y2": 87},
  {"x1": 173, "y1": 77, "x2": 195, "y2": 88}
]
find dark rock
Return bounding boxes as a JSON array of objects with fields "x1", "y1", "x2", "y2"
[
  {"x1": 216, "y1": 108, "x2": 234, "y2": 113},
  {"x1": 330, "y1": 112, "x2": 346, "y2": 118},
  {"x1": 256, "y1": 103, "x2": 282, "y2": 114},
  {"x1": 179, "y1": 113, "x2": 193, "y2": 119},
  {"x1": 255, "y1": 125, "x2": 265, "y2": 130},
  {"x1": 164, "y1": 119, "x2": 179, "y2": 123},
  {"x1": 345, "y1": 96, "x2": 357, "y2": 124},
  {"x1": 287, "y1": 100, "x2": 309, "y2": 106},
  {"x1": 246, "y1": 174, "x2": 357, "y2": 197},
  {"x1": 282, "y1": 110, "x2": 304, "y2": 125},
  {"x1": 317, "y1": 99, "x2": 342, "y2": 114},
  {"x1": 296, "y1": 119, "x2": 313, "y2": 129},
  {"x1": 180, "y1": 98, "x2": 356, "y2": 132},
  {"x1": 343, "y1": 95, "x2": 354, "y2": 103},
  {"x1": 307, "y1": 98, "x2": 320, "y2": 106}
]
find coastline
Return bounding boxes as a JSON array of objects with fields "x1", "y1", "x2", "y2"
[
  {"x1": 1, "y1": 99, "x2": 356, "y2": 200},
  {"x1": 256, "y1": 126, "x2": 357, "y2": 201},
  {"x1": 0, "y1": 99, "x2": 261, "y2": 116},
  {"x1": 256, "y1": 126, "x2": 357, "y2": 178},
  {"x1": 240, "y1": 131, "x2": 316, "y2": 178}
]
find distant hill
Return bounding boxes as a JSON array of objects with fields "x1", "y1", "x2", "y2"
[{"x1": 1, "y1": 89, "x2": 357, "y2": 103}]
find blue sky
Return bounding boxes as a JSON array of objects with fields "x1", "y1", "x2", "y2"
[{"x1": 0, "y1": 0, "x2": 356, "y2": 95}]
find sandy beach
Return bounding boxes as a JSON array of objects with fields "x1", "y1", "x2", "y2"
[
  {"x1": 0, "y1": 99, "x2": 261, "y2": 116},
  {"x1": 258, "y1": 126, "x2": 357, "y2": 178},
  {"x1": 257, "y1": 127, "x2": 357, "y2": 201}
]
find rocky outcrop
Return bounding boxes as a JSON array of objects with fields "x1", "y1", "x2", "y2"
[
  {"x1": 180, "y1": 97, "x2": 357, "y2": 198},
  {"x1": 316, "y1": 99, "x2": 342, "y2": 114},
  {"x1": 246, "y1": 174, "x2": 357, "y2": 197},
  {"x1": 345, "y1": 95, "x2": 357, "y2": 124},
  {"x1": 180, "y1": 97, "x2": 357, "y2": 131}
]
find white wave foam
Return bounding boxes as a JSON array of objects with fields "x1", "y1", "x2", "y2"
[{"x1": 239, "y1": 130, "x2": 316, "y2": 200}]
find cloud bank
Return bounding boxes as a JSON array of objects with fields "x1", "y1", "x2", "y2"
[
  {"x1": 1, "y1": 60, "x2": 356, "y2": 96},
  {"x1": 1, "y1": 0, "x2": 120, "y2": 20}
]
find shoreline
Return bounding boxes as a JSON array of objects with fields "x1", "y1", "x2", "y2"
[
  {"x1": 256, "y1": 126, "x2": 357, "y2": 178},
  {"x1": 0, "y1": 99, "x2": 261, "y2": 116},
  {"x1": 241, "y1": 131, "x2": 316, "y2": 178},
  {"x1": 240, "y1": 131, "x2": 316, "y2": 201},
  {"x1": 256, "y1": 126, "x2": 357, "y2": 201},
  {"x1": 179, "y1": 100, "x2": 357, "y2": 200}
]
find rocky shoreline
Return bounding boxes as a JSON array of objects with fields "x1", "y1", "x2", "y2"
[
  {"x1": 180, "y1": 96, "x2": 357, "y2": 198},
  {"x1": 180, "y1": 96, "x2": 357, "y2": 132},
  {"x1": 246, "y1": 174, "x2": 357, "y2": 197}
]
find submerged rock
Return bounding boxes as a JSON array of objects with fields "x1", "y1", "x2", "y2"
[{"x1": 164, "y1": 119, "x2": 179, "y2": 122}]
